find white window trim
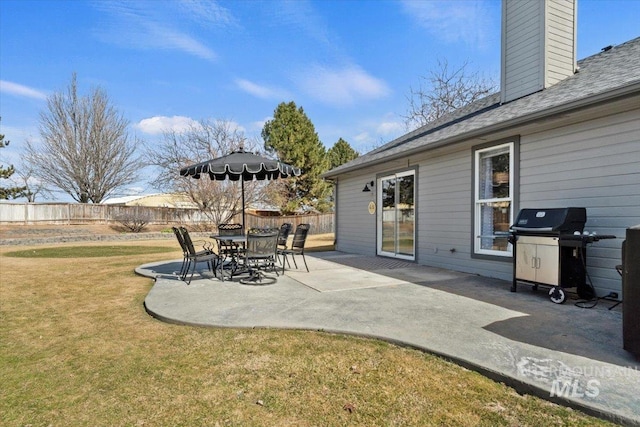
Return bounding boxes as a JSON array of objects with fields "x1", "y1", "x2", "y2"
[{"x1": 474, "y1": 142, "x2": 514, "y2": 257}]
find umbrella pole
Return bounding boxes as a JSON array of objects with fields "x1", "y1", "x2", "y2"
[{"x1": 241, "y1": 178, "x2": 246, "y2": 230}]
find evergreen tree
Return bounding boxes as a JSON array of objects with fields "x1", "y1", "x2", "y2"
[
  {"x1": 328, "y1": 138, "x2": 359, "y2": 169},
  {"x1": 262, "y1": 101, "x2": 331, "y2": 213},
  {"x1": 0, "y1": 119, "x2": 28, "y2": 200}
]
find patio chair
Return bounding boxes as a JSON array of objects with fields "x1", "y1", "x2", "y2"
[
  {"x1": 173, "y1": 226, "x2": 214, "y2": 278},
  {"x1": 239, "y1": 228, "x2": 279, "y2": 285},
  {"x1": 277, "y1": 222, "x2": 292, "y2": 250},
  {"x1": 216, "y1": 223, "x2": 245, "y2": 270},
  {"x1": 179, "y1": 227, "x2": 220, "y2": 284},
  {"x1": 172, "y1": 226, "x2": 190, "y2": 278},
  {"x1": 280, "y1": 223, "x2": 310, "y2": 273},
  {"x1": 276, "y1": 222, "x2": 292, "y2": 269}
]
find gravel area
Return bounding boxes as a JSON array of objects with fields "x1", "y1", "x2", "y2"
[
  {"x1": 0, "y1": 224, "x2": 202, "y2": 246},
  {"x1": 0, "y1": 224, "x2": 334, "y2": 247}
]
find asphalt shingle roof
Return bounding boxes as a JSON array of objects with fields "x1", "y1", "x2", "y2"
[{"x1": 325, "y1": 36, "x2": 640, "y2": 178}]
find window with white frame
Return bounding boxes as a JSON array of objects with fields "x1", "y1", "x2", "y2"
[{"x1": 474, "y1": 142, "x2": 513, "y2": 256}]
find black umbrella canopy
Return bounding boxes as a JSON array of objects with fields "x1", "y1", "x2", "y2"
[
  {"x1": 179, "y1": 149, "x2": 301, "y2": 228},
  {"x1": 179, "y1": 149, "x2": 300, "y2": 181}
]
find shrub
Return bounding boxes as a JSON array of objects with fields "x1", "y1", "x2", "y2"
[{"x1": 114, "y1": 210, "x2": 151, "y2": 233}]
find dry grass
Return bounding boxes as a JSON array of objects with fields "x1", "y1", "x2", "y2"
[{"x1": 0, "y1": 238, "x2": 613, "y2": 426}]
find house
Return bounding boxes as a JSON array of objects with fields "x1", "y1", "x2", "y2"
[
  {"x1": 102, "y1": 193, "x2": 198, "y2": 209},
  {"x1": 323, "y1": 0, "x2": 640, "y2": 298}
]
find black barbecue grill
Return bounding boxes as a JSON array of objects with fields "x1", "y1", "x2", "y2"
[{"x1": 509, "y1": 207, "x2": 616, "y2": 304}]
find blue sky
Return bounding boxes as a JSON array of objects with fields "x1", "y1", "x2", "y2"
[{"x1": 1, "y1": 0, "x2": 639, "y2": 199}]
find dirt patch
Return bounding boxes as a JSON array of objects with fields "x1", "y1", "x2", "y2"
[
  {"x1": 0, "y1": 223, "x2": 172, "y2": 239},
  {"x1": 0, "y1": 223, "x2": 182, "y2": 246},
  {"x1": 0, "y1": 223, "x2": 335, "y2": 250}
]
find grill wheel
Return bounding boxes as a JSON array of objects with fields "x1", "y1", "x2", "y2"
[{"x1": 548, "y1": 286, "x2": 567, "y2": 304}]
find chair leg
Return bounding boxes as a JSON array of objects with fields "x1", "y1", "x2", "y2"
[
  {"x1": 187, "y1": 258, "x2": 212, "y2": 284},
  {"x1": 179, "y1": 256, "x2": 188, "y2": 278},
  {"x1": 301, "y1": 251, "x2": 309, "y2": 272},
  {"x1": 182, "y1": 258, "x2": 192, "y2": 280},
  {"x1": 186, "y1": 262, "x2": 196, "y2": 284},
  {"x1": 216, "y1": 257, "x2": 225, "y2": 281}
]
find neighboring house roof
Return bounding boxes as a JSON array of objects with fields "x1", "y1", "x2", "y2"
[
  {"x1": 247, "y1": 201, "x2": 280, "y2": 212},
  {"x1": 103, "y1": 193, "x2": 197, "y2": 208},
  {"x1": 324, "y1": 36, "x2": 640, "y2": 178},
  {"x1": 103, "y1": 195, "x2": 149, "y2": 205}
]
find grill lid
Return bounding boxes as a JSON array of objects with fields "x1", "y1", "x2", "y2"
[{"x1": 511, "y1": 207, "x2": 587, "y2": 234}]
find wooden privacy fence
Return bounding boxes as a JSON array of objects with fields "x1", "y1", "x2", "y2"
[
  {"x1": 0, "y1": 203, "x2": 334, "y2": 235},
  {"x1": 0, "y1": 203, "x2": 209, "y2": 224},
  {"x1": 242, "y1": 212, "x2": 334, "y2": 235}
]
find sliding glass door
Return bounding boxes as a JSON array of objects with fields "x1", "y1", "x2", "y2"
[{"x1": 377, "y1": 170, "x2": 415, "y2": 260}]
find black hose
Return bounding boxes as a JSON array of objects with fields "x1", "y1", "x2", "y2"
[{"x1": 575, "y1": 245, "x2": 599, "y2": 309}]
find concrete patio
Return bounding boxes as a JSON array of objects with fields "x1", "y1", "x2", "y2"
[{"x1": 137, "y1": 251, "x2": 639, "y2": 426}]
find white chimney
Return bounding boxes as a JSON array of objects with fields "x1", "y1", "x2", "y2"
[{"x1": 501, "y1": 0, "x2": 577, "y2": 104}]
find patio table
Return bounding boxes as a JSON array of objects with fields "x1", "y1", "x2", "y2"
[
  {"x1": 210, "y1": 234, "x2": 246, "y2": 242},
  {"x1": 211, "y1": 232, "x2": 280, "y2": 284},
  {"x1": 210, "y1": 234, "x2": 247, "y2": 280}
]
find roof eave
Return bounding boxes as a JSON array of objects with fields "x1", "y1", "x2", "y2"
[{"x1": 323, "y1": 80, "x2": 640, "y2": 179}]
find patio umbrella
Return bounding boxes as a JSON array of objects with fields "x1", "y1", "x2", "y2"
[{"x1": 179, "y1": 149, "x2": 301, "y2": 228}]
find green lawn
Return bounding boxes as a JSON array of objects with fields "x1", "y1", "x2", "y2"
[{"x1": 0, "y1": 240, "x2": 613, "y2": 426}]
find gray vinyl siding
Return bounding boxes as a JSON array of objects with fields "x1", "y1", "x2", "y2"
[
  {"x1": 415, "y1": 146, "x2": 512, "y2": 279},
  {"x1": 334, "y1": 173, "x2": 377, "y2": 255},
  {"x1": 502, "y1": 0, "x2": 576, "y2": 103},
  {"x1": 519, "y1": 108, "x2": 640, "y2": 296},
  {"x1": 546, "y1": 0, "x2": 576, "y2": 86},
  {"x1": 501, "y1": 0, "x2": 544, "y2": 103},
  {"x1": 334, "y1": 107, "x2": 638, "y2": 297}
]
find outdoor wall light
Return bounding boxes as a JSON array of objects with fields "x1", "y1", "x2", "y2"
[{"x1": 362, "y1": 181, "x2": 375, "y2": 192}]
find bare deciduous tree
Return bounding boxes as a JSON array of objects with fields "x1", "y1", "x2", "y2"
[
  {"x1": 24, "y1": 74, "x2": 142, "y2": 203},
  {"x1": 146, "y1": 119, "x2": 262, "y2": 226},
  {"x1": 404, "y1": 59, "x2": 498, "y2": 130},
  {"x1": 15, "y1": 155, "x2": 53, "y2": 202}
]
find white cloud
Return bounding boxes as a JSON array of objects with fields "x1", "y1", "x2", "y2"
[
  {"x1": 235, "y1": 79, "x2": 290, "y2": 100},
  {"x1": 376, "y1": 119, "x2": 404, "y2": 136},
  {"x1": 0, "y1": 80, "x2": 47, "y2": 100},
  {"x1": 0, "y1": 124, "x2": 39, "y2": 143},
  {"x1": 135, "y1": 115, "x2": 199, "y2": 134},
  {"x1": 226, "y1": 120, "x2": 246, "y2": 134},
  {"x1": 179, "y1": 0, "x2": 238, "y2": 28},
  {"x1": 250, "y1": 117, "x2": 271, "y2": 132},
  {"x1": 296, "y1": 65, "x2": 390, "y2": 107},
  {"x1": 330, "y1": 114, "x2": 403, "y2": 153},
  {"x1": 272, "y1": 0, "x2": 332, "y2": 47},
  {"x1": 400, "y1": 0, "x2": 491, "y2": 47},
  {"x1": 122, "y1": 186, "x2": 147, "y2": 196},
  {"x1": 353, "y1": 132, "x2": 370, "y2": 143},
  {"x1": 93, "y1": 2, "x2": 217, "y2": 61},
  {"x1": 150, "y1": 24, "x2": 217, "y2": 60}
]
